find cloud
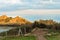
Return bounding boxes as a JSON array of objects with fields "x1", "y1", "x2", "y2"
[
  {"x1": 53, "y1": 0, "x2": 60, "y2": 2},
  {"x1": 0, "y1": 9, "x2": 60, "y2": 22},
  {"x1": 39, "y1": 0, "x2": 60, "y2": 4},
  {"x1": 1, "y1": 9, "x2": 60, "y2": 15},
  {"x1": 0, "y1": 0, "x2": 24, "y2": 11},
  {"x1": 0, "y1": 0, "x2": 60, "y2": 12},
  {"x1": 0, "y1": 0, "x2": 23, "y2": 4}
]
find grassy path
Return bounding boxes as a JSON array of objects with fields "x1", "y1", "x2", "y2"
[{"x1": 32, "y1": 28, "x2": 47, "y2": 40}]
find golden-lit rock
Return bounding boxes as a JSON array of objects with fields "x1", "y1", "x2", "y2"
[
  {"x1": 39, "y1": 19, "x2": 56, "y2": 25},
  {"x1": 0, "y1": 15, "x2": 31, "y2": 25},
  {"x1": 9, "y1": 16, "x2": 29, "y2": 25}
]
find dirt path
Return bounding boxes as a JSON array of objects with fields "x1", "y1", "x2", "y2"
[{"x1": 32, "y1": 28, "x2": 47, "y2": 40}]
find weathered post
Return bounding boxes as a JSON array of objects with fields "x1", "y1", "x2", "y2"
[{"x1": 18, "y1": 27, "x2": 23, "y2": 36}]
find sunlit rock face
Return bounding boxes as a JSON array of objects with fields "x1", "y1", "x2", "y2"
[
  {"x1": 9, "y1": 16, "x2": 29, "y2": 24},
  {"x1": 0, "y1": 15, "x2": 31, "y2": 25},
  {"x1": 39, "y1": 19, "x2": 56, "y2": 25},
  {"x1": 0, "y1": 15, "x2": 7, "y2": 19},
  {"x1": 0, "y1": 15, "x2": 8, "y2": 24}
]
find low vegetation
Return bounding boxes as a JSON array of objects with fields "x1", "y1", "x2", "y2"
[
  {"x1": 0, "y1": 36, "x2": 36, "y2": 40},
  {"x1": 44, "y1": 29, "x2": 60, "y2": 40},
  {"x1": 45, "y1": 31, "x2": 60, "y2": 40},
  {"x1": 45, "y1": 34, "x2": 60, "y2": 40}
]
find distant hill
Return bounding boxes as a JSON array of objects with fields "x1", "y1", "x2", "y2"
[{"x1": 0, "y1": 15, "x2": 31, "y2": 25}]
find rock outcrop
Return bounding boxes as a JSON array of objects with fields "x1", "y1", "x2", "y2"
[{"x1": 0, "y1": 15, "x2": 31, "y2": 25}]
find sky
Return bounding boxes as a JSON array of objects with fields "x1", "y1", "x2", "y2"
[
  {"x1": 0, "y1": 0, "x2": 60, "y2": 22},
  {"x1": 0, "y1": 0, "x2": 60, "y2": 12}
]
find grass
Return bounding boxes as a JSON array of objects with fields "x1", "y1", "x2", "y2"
[
  {"x1": 46, "y1": 35, "x2": 60, "y2": 40},
  {"x1": 45, "y1": 29, "x2": 60, "y2": 40},
  {"x1": 0, "y1": 36, "x2": 36, "y2": 40}
]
